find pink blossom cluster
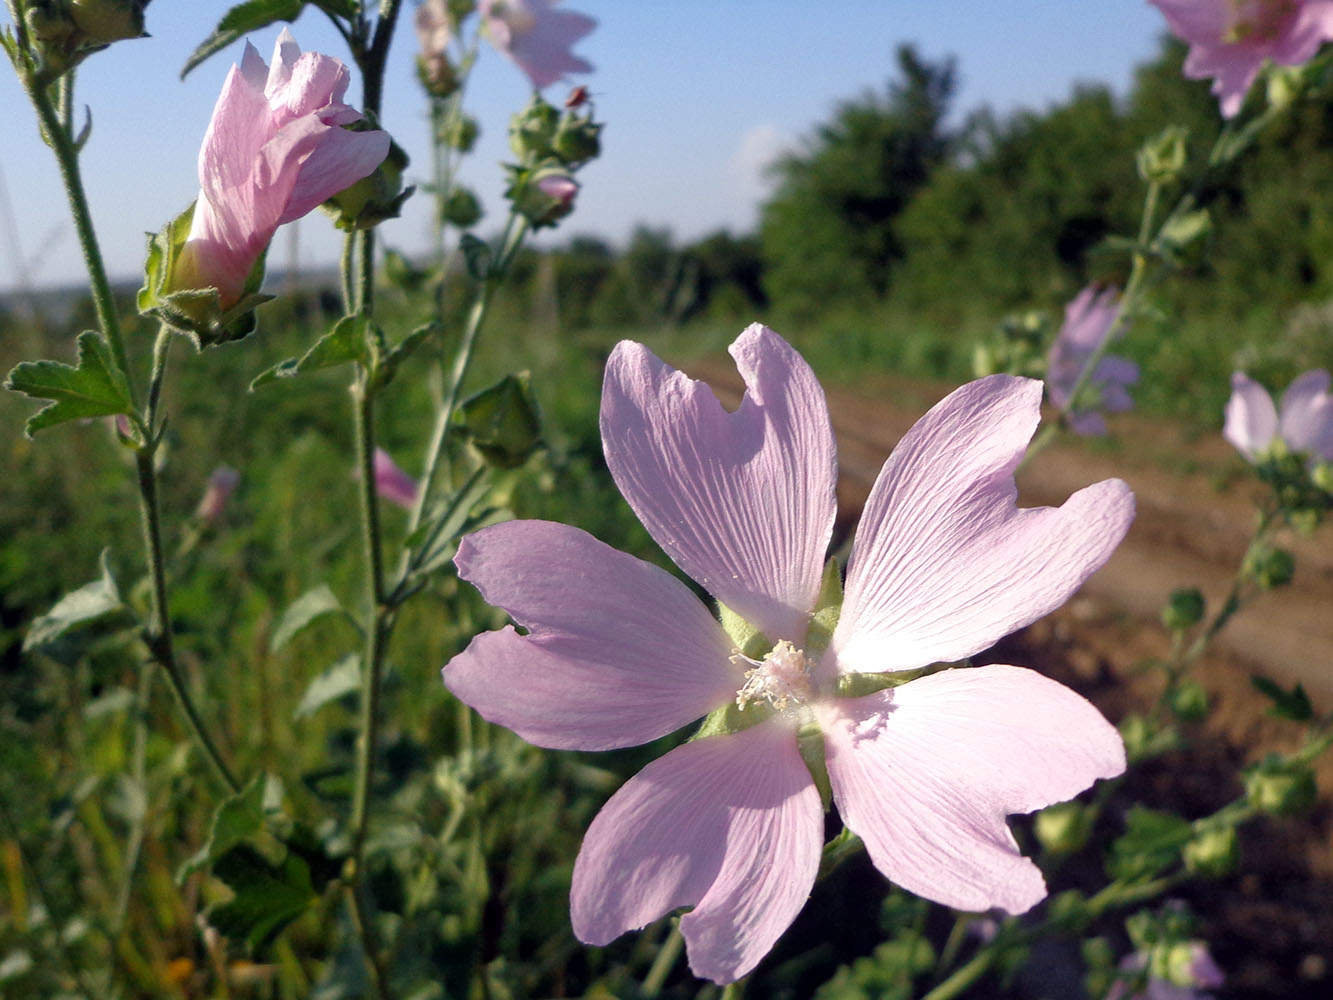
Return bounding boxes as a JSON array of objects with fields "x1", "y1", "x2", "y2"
[{"x1": 444, "y1": 325, "x2": 1135, "y2": 982}]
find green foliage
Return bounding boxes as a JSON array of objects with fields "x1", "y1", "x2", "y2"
[
  {"x1": 181, "y1": 0, "x2": 309, "y2": 79},
  {"x1": 5, "y1": 331, "x2": 133, "y2": 436},
  {"x1": 761, "y1": 45, "x2": 957, "y2": 318}
]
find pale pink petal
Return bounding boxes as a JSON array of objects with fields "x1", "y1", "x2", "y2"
[
  {"x1": 819, "y1": 666, "x2": 1125, "y2": 914},
  {"x1": 1223, "y1": 372, "x2": 1278, "y2": 460},
  {"x1": 570, "y1": 721, "x2": 822, "y2": 984},
  {"x1": 832, "y1": 376, "x2": 1134, "y2": 674},
  {"x1": 600, "y1": 325, "x2": 838, "y2": 645},
  {"x1": 444, "y1": 520, "x2": 739, "y2": 750},
  {"x1": 269, "y1": 49, "x2": 351, "y2": 120},
  {"x1": 483, "y1": 0, "x2": 596, "y2": 90},
  {"x1": 373, "y1": 448, "x2": 417, "y2": 511},
  {"x1": 272, "y1": 117, "x2": 392, "y2": 223},
  {"x1": 1278, "y1": 368, "x2": 1333, "y2": 460}
]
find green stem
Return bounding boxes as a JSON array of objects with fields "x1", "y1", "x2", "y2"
[
  {"x1": 18, "y1": 63, "x2": 136, "y2": 404},
  {"x1": 136, "y1": 329, "x2": 239, "y2": 795},
  {"x1": 922, "y1": 943, "x2": 995, "y2": 1000},
  {"x1": 1179, "y1": 507, "x2": 1276, "y2": 668},
  {"x1": 641, "y1": 923, "x2": 684, "y2": 998},
  {"x1": 341, "y1": 232, "x2": 356, "y2": 316},
  {"x1": 344, "y1": 881, "x2": 392, "y2": 1000},
  {"x1": 111, "y1": 660, "x2": 154, "y2": 937}
]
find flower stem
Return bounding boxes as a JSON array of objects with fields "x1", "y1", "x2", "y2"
[
  {"x1": 136, "y1": 328, "x2": 240, "y2": 795},
  {"x1": 641, "y1": 923, "x2": 684, "y2": 997},
  {"x1": 18, "y1": 64, "x2": 137, "y2": 404}
]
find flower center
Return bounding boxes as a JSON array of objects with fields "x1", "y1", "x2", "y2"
[
  {"x1": 733, "y1": 640, "x2": 814, "y2": 712},
  {"x1": 1224, "y1": 0, "x2": 1295, "y2": 43}
]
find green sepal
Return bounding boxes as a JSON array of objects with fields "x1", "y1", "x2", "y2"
[
  {"x1": 836, "y1": 665, "x2": 937, "y2": 700},
  {"x1": 250, "y1": 315, "x2": 376, "y2": 390},
  {"x1": 691, "y1": 698, "x2": 769, "y2": 741},
  {"x1": 456, "y1": 372, "x2": 544, "y2": 469},
  {"x1": 5, "y1": 331, "x2": 134, "y2": 437},
  {"x1": 717, "y1": 602, "x2": 767, "y2": 661},
  {"x1": 139, "y1": 202, "x2": 272, "y2": 347},
  {"x1": 797, "y1": 720, "x2": 832, "y2": 810},
  {"x1": 805, "y1": 557, "x2": 843, "y2": 654}
]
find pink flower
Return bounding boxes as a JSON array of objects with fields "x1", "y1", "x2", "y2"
[
  {"x1": 1149, "y1": 0, "x2": 1333, "y2": 117},
  {"x1": 195, "y1": 466, "x2": 240, "y2": 522},
  {"x1": 443, "y1": 325, "x2": 1134, "y2": 983},
  {"x1": 171, "y1": 30, "x2": 390, "y2": 306},
  {"x1": 1108, "y1": 942, "x2": 1224, "y2": 1000},
  {"x1": 480, "y1": 0, "x2": 596, "y2": 89},
  {"x1": 374, "y1": 448, "x2": 418, "y2": 511},
  {"x1": 415, "y1": 0, "x2": 452, "y2": 54},
  {"x1": 1223, "y1": 369, "x2": 1333, "y2": 461},
  {"x1": 1046, "y1": 286, "x2": 1139, "y2": 436}
]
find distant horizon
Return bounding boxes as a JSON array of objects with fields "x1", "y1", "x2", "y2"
[{"x1": 0, "y1": 1, "x2": 1167, "y2": 296}]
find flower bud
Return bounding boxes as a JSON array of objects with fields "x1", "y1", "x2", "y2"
[
  {"x1": 552, "y1": 110, "x2": 602, "y2": 166},
  {"x1": 1182, "y1": 826, "x2": 1237, "y2": 878},
  {"x1": 417, "y1": 53, "x2": 460, "y2": 97},
  {"x1": 1244, "y1": 544, "x2": 1295, "y2": 589},
  {"x1": 1137, "y1": 125, "x2": 1188, "y2": 185},
  {"x1": 1161, "y1": 587, "x2": 1205, "y2": 630},
  {"x1": 441, "y1": 186, "x2": 483, "y2": 229},
  {"x1": 70, "y1": 0, "x2": 147, "y2": 44},
  {"x1": 1169, "y1": 679, "x2": 1210, "y2": 722},
  {"x1": 506, "y1": 165, "x2": 578, "y2": 229},
  {"x1": 509, "y1": 94, "x2": 560, "y2": 163},
  {"x1": 322, "y1": 131, "x2": 413, "y2": 232},
  {"x1": 1312, "y1": 461, "x2": 1333, "y2": 493},
  {"x1": 1034, "y1": 801, "x2": 1092, "y2": 854},
  {"x1": 440, "y1": 113, "x2": 479, "y2": 152},
  {"x1": 458, "y1": 372, "x2": 543, "y2": 469},
  {"x1": 1245, "y1": 757, "x2": 1317, "y2": 816},
  {"x1": 195, "y1": 466, "x2": 239, "y2": 523},
  {"x1": 1266, "y1": 65, "x2": 1303, "y2": 112}
]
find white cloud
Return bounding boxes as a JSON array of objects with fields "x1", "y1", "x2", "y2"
[{"x1": 727, "y1": 123, "x2": 795, "y2": 197}]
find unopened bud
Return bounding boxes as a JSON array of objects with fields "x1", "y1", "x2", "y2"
[
  {"x1": 1245, "y1": 757, "x2": 1317, "y2": 816},
  {"x1": 440, "y1": 113, "x2": 479, "y2": 152},
  {"x1": 507, "y1": 166, "x2": 578, "y2": 228},
  {"x1": 1312, "y1": 461, "x2": 1333, "y2": 493},
  {"x1": 1034, "y1": 801, "x2": 1092, "y2": 855},
  {"x1": 458, "y1": 372, "x2": 542, "y2": 469},
  {"x1": 441, "y1": 186, "x2": 483, "y2": 228},
  {"x1": 509, "y1": 94, "x2": 560, "y2": 163},
  {"x1": 70, "y1": 0, "x2": 147, "y2": 44},
  {"x1": 1169, "y1": 679, "x2": 1210, "y2": 722},
  {"x1": 1161, "y1": 588, "x2": 1205, "y2": 630},
  {"x1": 1266, "y1": 65, "x2": 1303, "y2": 111},
  {"x1": 417, "y1": 53, "x2": 460, "y2": 97},
  {"x1": 1183, "y1": 826, "x2": 1237, "y2": 878},
  {"x1": 1245, "y1": 545, "x2": 1295, "y2": 589},
  {"x1": 552, "y1": 111, "x2": 602, "y2": 167},
  {"x1": 1137, "y1": 125, "x2": 1188, "y2": 185}
]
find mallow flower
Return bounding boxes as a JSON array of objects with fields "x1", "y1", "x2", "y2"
[
  {"x1": 480, "y1": 0, "x2": 596, "y2": 89},
  {"x1": 1046, "y1": 285, "x2": 1139, "y2": 436},
  {"x1": 1223, "y1": 369, "x2": 1333, "y2": 462},
  {"x1": 1108, "y1": 941, "x2": 1224, "y2": 1000},
  {"x1": 168, "y1": 30, "x2": 390, "y2": 308},
  {"x1": 1149, "y1": 0, "x2": 1333, "y2": 117},
  {"x1": 443, "y1": 324, "x2": 1134, "y2": 983},
  {"x1": 373, "y1": 448, "x2": 419, "y2": 511}
]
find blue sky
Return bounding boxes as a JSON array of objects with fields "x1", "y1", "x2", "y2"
[{"x1": 0, "y1": 2, "x2": 1169, "y2": 293}]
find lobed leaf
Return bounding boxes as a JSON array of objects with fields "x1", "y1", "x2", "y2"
[{"x1": 5, "y1": 332, "x2": 133, "y2": 437}]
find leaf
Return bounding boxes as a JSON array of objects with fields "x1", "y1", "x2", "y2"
[
  {"x1": 179, "y1": 773, "x2": 269, "y2": 881},
  {"x1": 205, "y1": 843, "x2": 317, "y2": 953},
  {"x1": 376, "y1": 321, "x2": 441, "y2": 388},
  {"x1": 23, "y1": 551, "x2": 125, "y2": 651},
  {"x1": 251, "y1": 315, "x2": 373, "y2": 389},
  {"x1": 1250, "y1": 675, "x2": 1314, "y2": 722},
  {"x1": 313, "y1": 0, "x2": 359, "y2": 16},
  {"x1": 1106, "y1": 806, "x2": 1192, "y2": 881},
  {"x1": 270, "y1": 584, "x2": 352, "y2": 652},
  {"x1": 5, "y1": 332, "x2": 133, "y2": 437},
  {"x1": 182, "y1": 0, "x2": 308, "y2": 79},
  {"x1": 294, "y1": 654, "x2": 361, "y2": 719}
]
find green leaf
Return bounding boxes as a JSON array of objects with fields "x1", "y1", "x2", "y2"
[
  {"x1": 294, "y1": 654, "x2": 361, "y2": 719},
  {"x1": 312, "y1": 0, "x2": 359, "y2": 17},
  {"x1": 205, "y1": 843, "x2": 317, "y2": 953},
  {"x1": 457, "y1": 372, "x2": 543, "y2": 468},
  {"x1": 5, "y1": 332, "x2": 133, "y2": 437},
  {"x1": 1250, "y1": 675, "x2": 1314, "y2": 722},
  {"x1": 179, "y1": 773, "x2": 270, "y2": 881},
  {"x1": 182, "y1": 0, "x2": 308, "y2": 79},
  {"x1": 23, "y1": 551, "x2": 125, "y2": 651},
  {"x1": 270, "y1": 584, "x2": 352, "y2": 652},
  {"x1": 1107, "y1": 806, "x2": 1192, "y2": 881},
  {"x1": 376, "y1": 321, "x2": 441, "y2": 388},
  {"x1": 251, "y1": 315, "x2": 373, "y2": 390}
]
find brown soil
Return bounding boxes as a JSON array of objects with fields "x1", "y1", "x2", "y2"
[{"x1": 688, "y1": 360, "x2": 1333, "y2": 999}]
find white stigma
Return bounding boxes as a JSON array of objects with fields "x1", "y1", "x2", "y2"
[{"x1": 733, "y1": 640, "x2": 814, "y2": 711}]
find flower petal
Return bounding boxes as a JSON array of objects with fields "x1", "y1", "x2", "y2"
[
  {"x1": 443, "y1": 520, "x2": 738, "y2": 750},
  {"x1": 571, "y1": 721, "x2": 822, "y2": 984},
  {"x1": 832, "y1": 375, "x2": 1134, "y2": 674},
  {"x1": 600, "y1": 325, "x2": 838, "y2": 644},
  {"x1": 1278, "y1": 368, "x2": 1333, "y2": 461},
  {"x1": 820, "y1": 665, "x2": 1125, "y2": 914},
  {"x1": 1223, "y1": 372, "x2": 1278, "y2": 460}
]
